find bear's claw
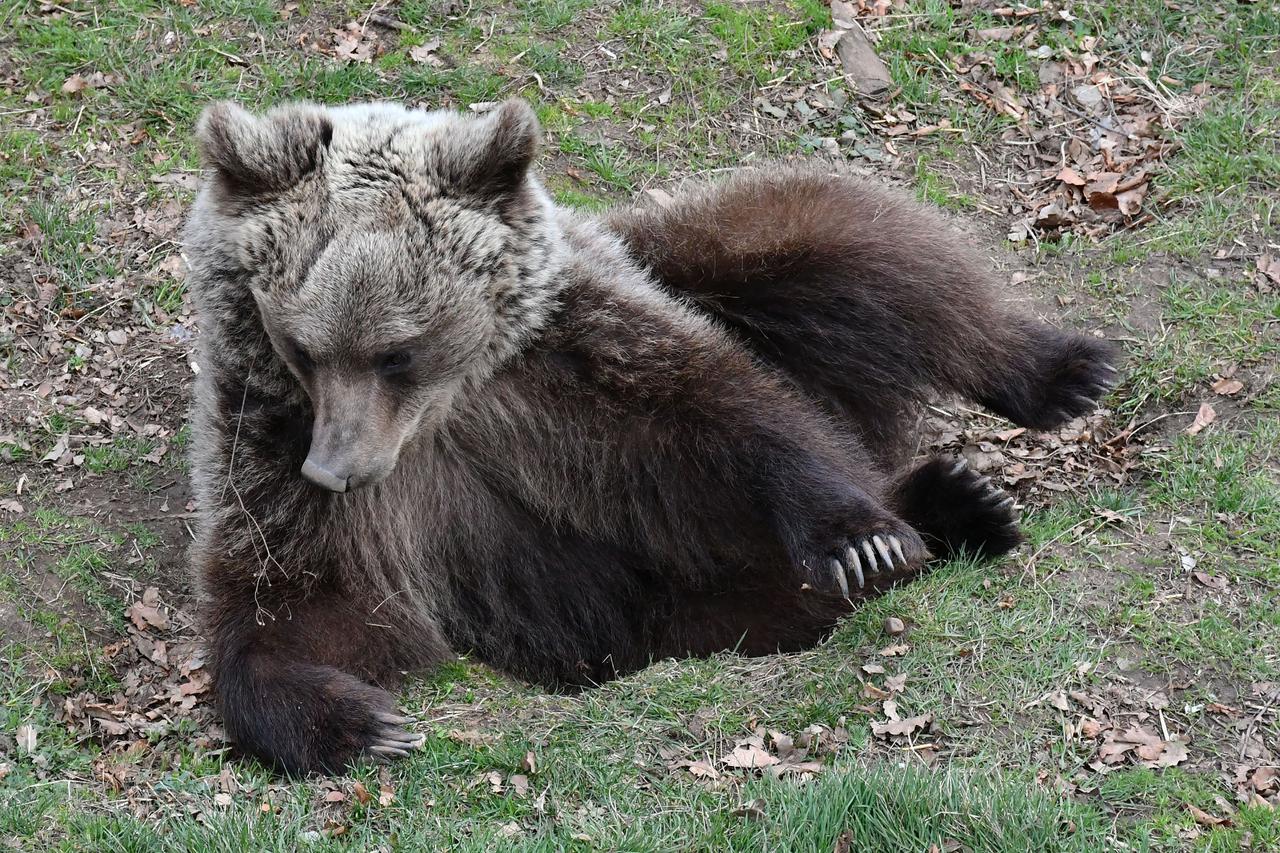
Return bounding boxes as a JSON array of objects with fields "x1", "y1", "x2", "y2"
[
  {"x1": 374, "y1": 711, "x2": 412, "y2": 726},
  {"x1": 364, "y1": 718, "x2": 425, "y2": 763},
  {"x1": 828, "y1": 531, "x2": 919, "y2": 598}
]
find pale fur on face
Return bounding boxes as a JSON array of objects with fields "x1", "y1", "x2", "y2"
[
  {"x1": 188, "y1": 98, "x2": 568, "y2": 487},
  {"x1": 203, "y1": 98, "x2": 567, "y2": 374}
]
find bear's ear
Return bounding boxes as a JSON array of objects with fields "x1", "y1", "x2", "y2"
[
  {"x1": 196, "y1": 101, "x2": 333, "y2": 194},
  {"x1": 453, "y1": 99, "x2": 540, "y2": 198}
]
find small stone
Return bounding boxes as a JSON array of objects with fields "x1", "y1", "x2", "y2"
[
  {"x1": 1071, "y1": 84, "x2": 1104, "y2": 113},
  {"x1": 884, "y1": 616, "x2": 906, "y2": 635}
]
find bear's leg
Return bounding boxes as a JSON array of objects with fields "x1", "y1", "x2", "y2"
[
  {"x1": 889, "y1": 454, "x2": 1022, "y2": 560},
  {"x1": 205, "y1": 580, "x2": 434, "y2": 774},
  {"x1": 605, "y1": 168, "x2": 1120, "y2": 456}
]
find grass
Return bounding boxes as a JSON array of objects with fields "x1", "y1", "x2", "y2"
[
  {"x1": 4, "y1": 762, "x2": 1122, "y2": 852},
  {"x1": 1115, "y1": 273, "x2": 1280, "y2": 416},
  {"x1": 82, "y1": 436, "x2": 157, "y2": 475},
  {"x1": 0, "y1": 0, "x2": 1277, "y2": 849}
]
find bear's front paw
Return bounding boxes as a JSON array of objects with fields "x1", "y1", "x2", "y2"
[
  {"x1": 363, "y1": 710, "x2": 428, "y2": 763},
  {"x1": 311, "y1": 676, "x2": 426, "y2": 771},
  {"x1": 803, "y1": 521, "x2": 928, "y2": 599},
  {"x1": 222, "y1": 662, "x2": 425, "y2": 775}
]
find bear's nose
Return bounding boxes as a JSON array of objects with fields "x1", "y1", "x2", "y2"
[{"x1": 301, "y1": 457, "x2": 349, "y2": 493}]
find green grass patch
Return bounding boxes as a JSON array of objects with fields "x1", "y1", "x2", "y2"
[{"x1": 82, "y1": 436, "x2": 157, "y2": 475}]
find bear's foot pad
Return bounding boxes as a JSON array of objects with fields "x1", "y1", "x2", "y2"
[{"x1": 898, "y1": 456, "x2": 1021, "y2": 560}]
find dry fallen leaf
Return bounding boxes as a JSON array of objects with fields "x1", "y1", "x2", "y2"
[
  {"x1": 408, "y1": 38, "x2": 443, "y2": 66},
  {"x1": 977, "y1": 26, "x2": 1018, "y2": 41},
  {"x1": 1251, "y1": 766, "x2": 1278, "y2": 794},
  {"x1": 685, "y1": 759, "x2": 720, "y2": 780},
  {"x1": 126, "y1": 587, "x2": 170, "y2": 631},
  {"x1": 1188, "y1": 804, "x2": 1230, "y2": 827},
  {"x1": 61, "y1": 73, "x2": 88, "y2": 95},
  {"x1": 1258, "y1": 254, "x2": 1280, "y2": 286},
  {"x1": 1192, "y1": 571, "x2": 1228, "y2": 591},
  {"x1": 1116, "y1": 184, "x2": 1147, "y2": 216},
  {"x1": 871, "y1": 712, "x2": 932, "y2": 738},
  {"x1": 1184, "y1": 403, "x2": 1216, "y2": 436},
  {"x1": 723, "y1": 741, "x2": 779, "y2": 770},
  {"x1": 1056, "y1": 166, "x2": 1086, "y2": 187},
  {"x1": 1098, "y1": 726, "x2": 1189, "y2": 768},
  {"x1": 863, "y1": 682, "x2": 891, "y2": 700},
  {"x1": 448, "y1": 729, "x2": 494, "y2": 747},
  {"x1": 16, "y1": 724, "x2": 37, "y2": 754},
  {"x1": 1085, "y1": 172, "x2": 1122, "y2": 209},
  {"x1": 352, "y1": 781, "x2": 372, "y2": 805},
  {"x1": 1211, "y1": 377, "x2": 1244, "y2": 396}
]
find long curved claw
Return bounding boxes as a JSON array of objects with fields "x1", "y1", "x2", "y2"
[
  {"x1": 889, "y1": 536, "x2": 906, "y2": 565},
  {"x1": 830, "y1": 557, "x2": 850, "y2": 598},
  {"x1": 860, "y1": 539, "x2": 878, "y2": 573},
  {"x1": 844, "y1": 545, "x2": 865, "y2": 589},
  {"x1": 368, "y1": 744, "x2": 412, "y2": 761},
  {"x1": 1074, "y1": 394, "x2": 1099, "y2": 409},
  {"x1": 377, "y1": 728, "x2": 425, "y2": 747},
  {"x1": 872, "y1": 535, "x2": 894, "y2": 569},
  {"x1": 374, "y1": 712, "x2": 411, "y2": 725}
]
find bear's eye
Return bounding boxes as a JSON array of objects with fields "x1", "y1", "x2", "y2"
[
  {"x1": 377, "y1": 350, "x2": 413, "y2": 377},
  {"x1": 291, "y1": 342, "x2": 315, "y2": 373}
]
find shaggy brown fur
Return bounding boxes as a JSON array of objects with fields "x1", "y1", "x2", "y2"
[{"x1": 184, "y1": 99, "x2": 1117, "y2": 775}]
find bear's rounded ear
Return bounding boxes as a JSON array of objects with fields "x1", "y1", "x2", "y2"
[
  {"x1": 196, "y1": 101, "x2": 333, "y2": 194},
  {"x1": 461, "y1": 98, "x2": 540, "y2": 197}
]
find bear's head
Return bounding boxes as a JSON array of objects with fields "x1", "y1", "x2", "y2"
[{"x1": 192, "y1": 99, "x2": 565, "y2": 492}]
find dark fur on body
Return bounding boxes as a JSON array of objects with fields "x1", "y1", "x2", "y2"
[{"x1": 186, "y1": 100, "x2": 1117, "y2": 774}]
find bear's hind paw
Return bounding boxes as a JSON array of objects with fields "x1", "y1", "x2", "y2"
[{"x1": 893, "y1": 455, "x2": 1022, "y2": 561}]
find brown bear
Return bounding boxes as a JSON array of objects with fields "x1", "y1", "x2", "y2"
[{"x1": 184, "y1": 99, "x2": 1118, "y2": 774}]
